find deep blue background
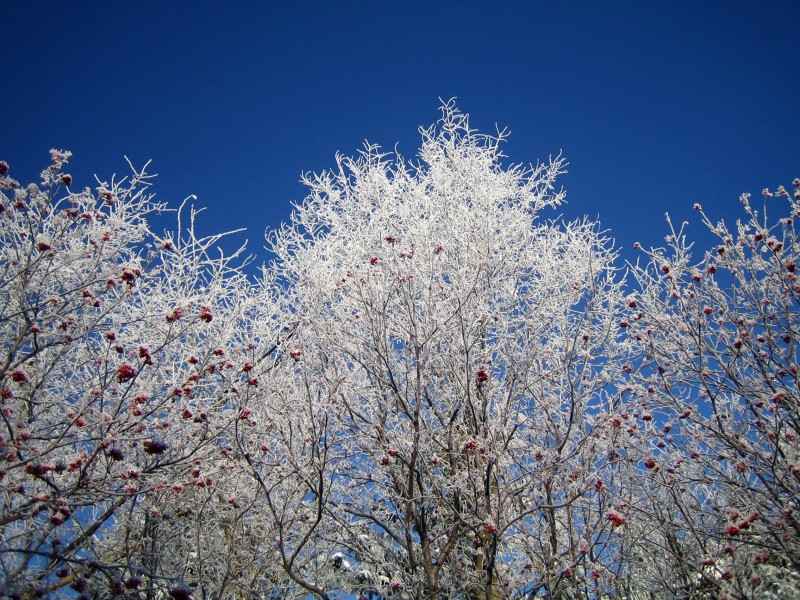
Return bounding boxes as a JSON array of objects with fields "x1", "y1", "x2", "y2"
[{"x1": 3, "y1": 1, "x2": 798, "y2": 268}]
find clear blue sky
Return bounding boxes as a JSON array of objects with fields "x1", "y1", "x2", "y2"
[{"x1": 4, "y1": 1, "x2": 798, "y2": 267}]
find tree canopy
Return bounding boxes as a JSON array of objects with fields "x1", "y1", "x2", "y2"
[{"x1": 1, "y1": 104, "x2": 798, "y2": 599}]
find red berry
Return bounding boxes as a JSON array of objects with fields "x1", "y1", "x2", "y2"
[{"x1": 9, "y1": 370, "x2": 28, "y2": 383}]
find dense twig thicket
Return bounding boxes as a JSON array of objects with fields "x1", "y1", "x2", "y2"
[{"x1": 1, "y1": 105, "x2": 797, "y2": 599}]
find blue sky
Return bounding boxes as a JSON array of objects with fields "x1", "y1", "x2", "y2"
[{"x1": 4, "y1": 1, "x2": 798, "y2": 268}]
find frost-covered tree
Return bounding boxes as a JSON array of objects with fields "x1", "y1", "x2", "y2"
[
  {"x1": 625, "y1": 180, "x2": 800, "y2": 599},
  {"x1": 7, "y1": 107, "x2": 797, "y2": 600},
  {"x1": 0, "y1": 153, "x2": 286, "y2": 598},
  {"x1": 263, "y1": 102, "x2": 638, "y2": 599}
]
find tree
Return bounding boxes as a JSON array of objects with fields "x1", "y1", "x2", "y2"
[
  {"x1": 5, "y1": 108, "x2": 797, "y2": 600},
  {"x1": 262, "y1": 101, "x2": 638, "y2": 599},
  {"x1": 625, "y1": 180, "x2": 800, "y2": 599},
  {"x1": 0, "y1": 152, "x2": 285, "y2": 598}
]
